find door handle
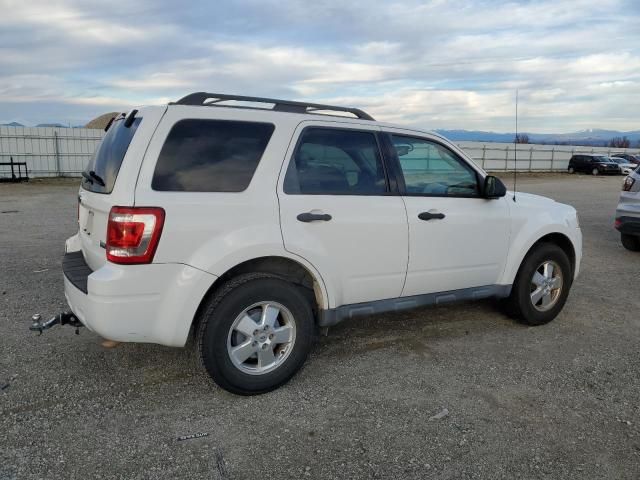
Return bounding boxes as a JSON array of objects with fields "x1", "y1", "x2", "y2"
[
  {"x1": 418, "y1": 211, "x2": 446, "y2": 221},
  {"x1": 297, "y1": 212, "x2": 332, "y2": 222}
]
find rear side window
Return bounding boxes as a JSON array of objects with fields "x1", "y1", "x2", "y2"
[
  {"x1": 82, "y1": 116, "x2": 141, "y2": 194},
  {"x1": 152, "y1": 119, "x2": 274, "y2": 192},
  {"x1": 284, "y1": 127, "x2": 387, "y2": 195}
]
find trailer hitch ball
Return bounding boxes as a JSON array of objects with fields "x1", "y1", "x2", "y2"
[{"x1": 29, "y1": 312, "x2": 82, "y2": 335}]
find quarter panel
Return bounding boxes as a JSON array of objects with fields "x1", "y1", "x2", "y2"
[{"x1": 133, "y1": 107, "x2": 331, "y2": 309}]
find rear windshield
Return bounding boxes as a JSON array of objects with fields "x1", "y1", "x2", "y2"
[
  {"x1": 82, "y1": 116, "x2": 141, "y2": 193},
  {"x1": 151, "y1": 119, "x2": 274, "y2": 192}
]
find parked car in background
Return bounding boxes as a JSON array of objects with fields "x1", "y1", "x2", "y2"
[
  {"x1": 612, "y1": 153, "x2": 640, "y2": 165},
  {"x1": 615, "y1": 166, "x2": 640, "y2": 251},
  {"x1": 568, "y1": 154, "x2": 621, "y2": 175},
  {"x1": 609, "y1": 156, "x2": 637, "y2": 175}
]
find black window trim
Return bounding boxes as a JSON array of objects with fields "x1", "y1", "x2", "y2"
[
  {"x1": 283, "y1": 125, "x2": 398, "y2": 196},
  {"x1": 381, "y1": 131, "x2": 486, "y2": 199},
  {"x1": 151, "y1": 118, "x2": 276, "y2": 193}
]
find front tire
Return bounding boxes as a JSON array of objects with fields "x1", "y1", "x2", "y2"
[
  {"x1": 568, "y1": 166, "x2": 575, "y2": 174},
  {"x1": 503, "y1": 243, "x2": 572, "y2": 326},
  {"x1": 621, "y1": 233, "x2": 640, "y2": 252},
  {"x1": 196, "y1": 273, "x2": 315, "y2": 395}
]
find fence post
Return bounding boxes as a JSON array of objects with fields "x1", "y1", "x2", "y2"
[
  {"x1": 528, "y1": 147, "x2": 533, "y2": 171},
  {"x1": 505, "y1": 145, "x2": 509, "y2": 171},
  {"x1": 10, "y1": 156, "x2": 16, "y2": 180},
  {"x1": 53, "y1": 130, "x2": 61, "y2": 177},
  {"x1": 551, "y1": 147, "x2": 555, "y2": 171},
  {"x1": 481, "y1": 144, "x2": 486, "y2": 169}
]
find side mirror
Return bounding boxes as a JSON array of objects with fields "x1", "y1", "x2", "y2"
[{"x1": 483, "y1": 175, "x2": 507, "y2": 199}]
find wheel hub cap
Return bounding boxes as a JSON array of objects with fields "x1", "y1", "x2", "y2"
[
  {"x1": 530, "y1": 260, "x2": 563, "y2": 312},
  {"x1": 227, "y1": 301, "x2": 296, "y2": 375}
]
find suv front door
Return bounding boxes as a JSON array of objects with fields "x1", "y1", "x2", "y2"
[
  {"x1": 277, "y1": 122, "x2": 408, "y2": 308},
  {"x1": 383, "y1": 130, "x2": 511, "y2": 296}
]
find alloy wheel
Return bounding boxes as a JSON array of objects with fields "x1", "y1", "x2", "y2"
[
  {"x1": 530, "y1": 260, "x2": 563, "y2": 312},
  {"x1": 226, "y1": 301, "x2": 296, "y2": 375}
]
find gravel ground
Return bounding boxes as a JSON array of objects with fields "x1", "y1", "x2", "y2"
[{"x1": 1, "y1": 174, "x2": 638, "y2": 479}]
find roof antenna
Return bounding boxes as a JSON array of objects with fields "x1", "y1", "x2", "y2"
[{"x1": 513, "y1": 89, "x2": 518, "y2": 202}]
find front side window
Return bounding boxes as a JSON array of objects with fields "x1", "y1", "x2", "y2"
[
  {"x1": 284, "y1": 128, "x2": 387, "y2": 195},
  {"x1": 152, "y1": 119, "x2": 274, "y2": 192},
  {"x1": 391, "y1": 135, "x2": 479, "y2": 196}
]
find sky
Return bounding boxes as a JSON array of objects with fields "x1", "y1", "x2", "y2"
[{"x1": 0, "y1": 0, "x2": 638, "y2": 132}]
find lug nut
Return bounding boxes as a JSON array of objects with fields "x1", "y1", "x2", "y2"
[
  {"x1": 269, "y1": 334, "x2": 274, "y2": 340},
  {"x1": 262, "y1": 344, "x2": 268, "y2": 350}
]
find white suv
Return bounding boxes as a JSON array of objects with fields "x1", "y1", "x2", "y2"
[{"x1": 56, "y1": 93, "x2": 582, "y2": 395}]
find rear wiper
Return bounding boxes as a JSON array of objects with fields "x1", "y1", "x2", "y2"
[
  {"x1": 88, "y1": 171, "x2": 105, "y2": 186},
  {"x1": 81, "y1": 171, "x2": 93, "y2": 184}
]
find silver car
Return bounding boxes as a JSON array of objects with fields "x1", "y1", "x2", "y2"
[
  {"x1": 609, "y1": 156, "x2": 637, "y2": 175},
  {"x1": 615, "y1": 166, "x2": 640, "y2": 251}
]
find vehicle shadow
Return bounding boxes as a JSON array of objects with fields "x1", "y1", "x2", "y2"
[{"x1": 315, "y1": 299, "x2": 521, "y2": 361}]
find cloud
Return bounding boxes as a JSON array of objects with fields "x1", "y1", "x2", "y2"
[{"x1": 0, "y1": 0, "x2": 638, "y2": 132}]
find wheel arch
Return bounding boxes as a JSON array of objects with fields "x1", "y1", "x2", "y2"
[
  {"x1": 504, "y1": 231, "x2": 577, "y2": 286},
  {"x1": 189, "y1": 255, "x2": 328, "y2": 339},
  {"x1": 533, "y1": 232, "x2": 576, "y2": 274}
]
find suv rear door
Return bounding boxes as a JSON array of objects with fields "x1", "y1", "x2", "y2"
[
  {"x1": 277, "y1": 121, "x2": 408, "y2": 308},
  {"x1": 78, "y1": 107, "x2": 166, "y2": 270}
]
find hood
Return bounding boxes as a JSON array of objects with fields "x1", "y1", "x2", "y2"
[
  {"x1": 509, "y1": 191, "x2": 578, "y2": 228},
  {"x1": 508, "y1": 191, "x2": 556, "y2": 205}
]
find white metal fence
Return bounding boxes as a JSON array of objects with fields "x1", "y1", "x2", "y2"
[
  {"x1": 1, "y1": 126, "x2": 639, "y2": 178},
  {"x1": 0, "y1": 126, "x2": 104, "y2": 178},
  {"x1": 456, "y1": 141, "x2": 640, "y2": 171}
]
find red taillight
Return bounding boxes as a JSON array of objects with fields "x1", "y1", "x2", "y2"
[
  {"x1": 622, "y1": 176, "x2": 635, "y2": 192},
  {"x1": 106, "y1": 206, "x2": 165, "y2": 264}
]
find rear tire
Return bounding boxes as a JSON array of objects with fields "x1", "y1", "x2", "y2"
[
  {"x1": 503, "y1": 243, "x2": 572, "y2": 326},
  {"x1": 621, "y1": 233, "x2": 640, "y2": 252},
  {"x1": 592, "y1": 167, "x2": 599, "y2": 175},
  {"x1": 196, "y1": 273, "x2": 315, "y2": 395}
]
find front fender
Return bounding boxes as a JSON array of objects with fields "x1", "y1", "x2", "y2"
[{"x1": 499, "y1": 221, "x2": 582, "y2": 286}]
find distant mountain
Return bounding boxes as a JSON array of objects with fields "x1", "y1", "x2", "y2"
[
  {"x1": 36, "y1": 123, "x2": 67, "y2": 127},
  {"x1": 1, "y1": 122, "x2": 25, "y2": 127},
  {"x1": 436, "y1": 128, "x2": 640, "y2": 146}
]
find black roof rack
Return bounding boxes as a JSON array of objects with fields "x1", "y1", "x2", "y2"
[{"x1": 171, "y1": 92, "x2": 375, "y2": 121}]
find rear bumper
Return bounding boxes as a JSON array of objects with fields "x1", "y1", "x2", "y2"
[
  {"x1": 615, "y1": 216, "x2": 640, "y2": 236},
  {"x1": 63, "y1": 249, "x2": 217, "y2": 347}
]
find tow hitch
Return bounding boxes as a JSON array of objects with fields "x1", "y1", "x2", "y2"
[{"x1": 30, "y1": 312, "x2": 83, "y2": 335}]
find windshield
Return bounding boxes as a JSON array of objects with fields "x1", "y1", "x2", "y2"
[
  {"x1": 82, "y1": 116, "x2": 141, "y2": 193},
  {"x1": 592, "y1": 156, "x2": 609, "y2": 163}
]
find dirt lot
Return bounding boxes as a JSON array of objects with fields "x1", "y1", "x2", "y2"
[{"x1": 1, "y1": 174, "x2": 638, "y2": 479}]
